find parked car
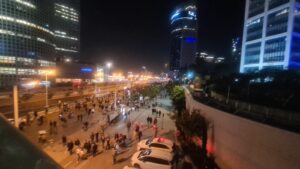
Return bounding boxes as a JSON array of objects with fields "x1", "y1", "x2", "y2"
[
  {"x1": 8, "y1": 118, "x2": 27, "y2": 126},
  {"x1": 123, "y1": 166, "x2": 138, "y2": 169},
  {"x1": 137, "y1": 137, "x2": 174, "y2": 153},
  {"x1": 131, "y1": 149, "x2": 173, "y2": 169}
]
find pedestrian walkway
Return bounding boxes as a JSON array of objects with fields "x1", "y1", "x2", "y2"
[{"x1": 21, "y1": 94, "x2": 180, "y2": 169}]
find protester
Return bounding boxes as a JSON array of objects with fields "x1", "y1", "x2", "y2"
[{"x1": 67, "y1": 140, "x2": 74, "y2": 155}]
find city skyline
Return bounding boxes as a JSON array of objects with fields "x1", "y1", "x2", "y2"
[{"x1": 81, "y1": 0, "x2": 245, "y2": 73}]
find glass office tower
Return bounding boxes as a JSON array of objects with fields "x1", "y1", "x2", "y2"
[
  {"x1": 53, "y1": 0, "x2": 80, "y2": 63},
  {"x1": 240, "y1": 0, "x2": 300, "y2": 73},
  {"x1": 0, "y1": 0, "x2": 80, "y2": 87},
  {"x1": 0, "y1": 0, "x2": 56, "y2": 87},
  {"x1": 169, "y1": 2, "x2": 198, "y2": 72}
]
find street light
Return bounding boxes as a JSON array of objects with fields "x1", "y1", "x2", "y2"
[
  {"x1": 40, "y1": 69, "x2": 56, "y2": 108},
  {"x1": 106, "y1": 62, "x2": 112, "y2": 69}
]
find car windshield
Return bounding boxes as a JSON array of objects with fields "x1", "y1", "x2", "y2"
[
  {"x1": 145, "y1": 139, "x2": 152, "y2": 145},
  {"x1": 138, "y1": 149, "x2": 151, "y2": 159}
]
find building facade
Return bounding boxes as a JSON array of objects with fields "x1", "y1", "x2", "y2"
[
  {"x1": 0, "y1": 0, "x2": 80, "y2": 87},
  {"x1": 169, "y1": 2, "x2": 198, "y2": 72},
  {"x1": 241, "y1": 0, "x2": 300, "y2": 73},
  {"x1": 53, "y1": 0, "x2": 80, "y2": 63},
  {"x1": 232, "y1": 37, "x2": 242, "y2": 73}
]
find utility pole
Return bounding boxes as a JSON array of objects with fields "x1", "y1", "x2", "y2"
[
  {"x1": 13, "y1": 85, "x2": 19, "y2": 128},
  {"x1": 226, "y1": 86, "x2": 231, "y2": 104},
  {"x1": 114, "y1": 89, "x2": 117, "y2": 109},
  {"x1": 45, "y1": 73, "x2": 49, "y2": 108}
]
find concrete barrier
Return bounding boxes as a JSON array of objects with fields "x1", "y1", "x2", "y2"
[{"x1": 185, "y1": 89, "x2": 300, "y2": 169}]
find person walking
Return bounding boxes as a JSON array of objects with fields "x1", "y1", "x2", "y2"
[
  {"x1": 67, "y1": 140, "x2": 74, "y2": 155},
  {"x1": 83, "y1": 140, "x2": 88, "y2": 152},
  {"x1": 92, "y1": 143, "x2": 98, "y2": 157},
  {"x1": 95, "y1": 132, "x2": 99, "y2": 143},
  {"x1": 49, "y1": 121, "x2": 53, "y2": 135},
  {"x1": 146, "y1": 116, "x2": 150, "y2": 128},
  {"x1": 106, "y1": 137, "x2": 111, "y2": 150},
  {"x1": 86, "y1": 141, "x2": 91, "y2": 154},
  {"x1": 34, "y1": 111, "x2": 38, "y2": 119},
  {"x1": 101, "y1": 135, "x2": 105, "y2": 149},
  {"x1": 153, "y1": 117, "x2": 157, "y2": 125},
  {"x1": 112, "y1": 148, "x2": 117, "y2": 164},
  {"x1": 62, "y1": 135, "x2": 67, "y2": 145},
  {"x1": 153, "y1": 125, "x2": 158, "y2": 138},
  {"x1": 90, "y1": 132, "x2": 95, "y2": 142},
  {"x1": 75, "y1": 139, "x2": 81, "y2": 147},
  {"x1": 126, "y1": 120, "x2": 131, "y2": 135},
  {"x1": 138, "y1": 131, "x2": 142, "y2": 141}
]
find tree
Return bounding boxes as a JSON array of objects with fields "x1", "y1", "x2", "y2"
[
  {"x1": 175, "y1": 110, "x2": 209, "y2": 168},
  {"x1": 171, "y1": 86, "x2": 186, "y2": 116}
]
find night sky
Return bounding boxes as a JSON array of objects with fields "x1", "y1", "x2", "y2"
[{"x1": 81, "y1": 0, "x2": 245, "y2": 73}]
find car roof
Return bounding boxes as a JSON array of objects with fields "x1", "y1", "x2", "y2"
[
  {"x1": 152, "y1": 138, "x2": 173, "y2": 146},
  {"x1": 141, "y1": 149, "x2": 173, "y2": 161}
]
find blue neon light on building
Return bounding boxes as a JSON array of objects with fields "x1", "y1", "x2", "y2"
[
  {"x1": 81, "y1": 68, "x2": 93, "y2": 73},
  {"x1": 185, "y1": 37, "x2": 197, "y2": 43}
]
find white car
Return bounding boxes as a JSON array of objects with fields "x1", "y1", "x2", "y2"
[
  {"x1": 131, "y1": 149, "x2": 173, "y2": 169},
  {"x1": 123, "y1": 166, "x2": 138, "y2": 169},
  {"x1": 8, "y1": 118, "x2": 27, "y2": 126},
  {"x1": 137, "y1": 137, "x2": 174, "y2": 153}
]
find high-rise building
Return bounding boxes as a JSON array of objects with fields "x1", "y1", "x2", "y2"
[
  {"x1": 0, "y1": 0, "x2": 80, "y2": 87},
  {"x1": 53, "y1": 0, "x2": 80, "y2": 63},
  {"x1": 240, "y1": 0, "x2": 300, "y2": 73},
  {"x1": 169, "y1": 2, "x2": 198, "y2": 72},
  {"x1": 232, "y1": 37, "x2": 242, "y2": 73}
]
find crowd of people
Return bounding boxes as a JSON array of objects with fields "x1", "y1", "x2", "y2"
[{"x1": 20, "y1": 86, "x2": 175, "y2": 166}]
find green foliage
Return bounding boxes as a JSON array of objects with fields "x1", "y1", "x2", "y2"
[
  {"x1": 176, "y1": 110, "x2": 208, "y2": 137},
  {"x1": 165, "y1": 82, "x2": 175, "y2": 95},
  {"x1": 171, "y1": 86, "x2": 186, "y2": 114},
  {"x1": 134, "y1": 84, "x2": 163, "y2": 100},
  {"x1": 176, "y1": 110, "x2": 209, "y2": 167}
]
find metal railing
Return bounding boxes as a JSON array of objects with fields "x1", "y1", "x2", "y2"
[{"x1": 188, "y1": 88, "x2": 300, "y2": 133}]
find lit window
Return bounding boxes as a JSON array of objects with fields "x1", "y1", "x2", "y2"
[
  {"x1": 15, "y1": 0, "x2": 36, "y2": 9},
  {"x1": 18, "y1": 68, "x2": 37, "y2": 75},
  {"x1": 0, "y1": 56, "x2": 16, "y2": 64},
  {"x1": 0, "y1": 67, "x2": 16, "y2": 75}
]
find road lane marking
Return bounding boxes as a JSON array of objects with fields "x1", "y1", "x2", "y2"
[{"x1": 63, "y1": 160, "x2": 73, "y2": 168}]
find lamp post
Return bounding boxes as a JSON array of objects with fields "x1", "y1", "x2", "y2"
[
  {"x1": 13, "y1": 85, "x2": 19, "y2": 128},
  {"x1": 45, "y1": 72, "x2": 49, "y2": 108},
  {"x1": 41, "y1": 70, "x2": 55, "y2": 108},
  {"x1": 105, "y1": 62, "x2": 112, "y2": 82}
]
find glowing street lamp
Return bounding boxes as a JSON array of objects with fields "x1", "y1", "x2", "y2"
[
  {"x1": 40, "y1": 69, "x2": 56, "y2": 108},
  {"x1": 106, "y1": 62, "x2": 112, "y2": 68}
]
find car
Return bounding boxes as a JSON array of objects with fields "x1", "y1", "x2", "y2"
[
  {"x1": 131, "y1": 149, "x2": 173, "y2": 169},
  {"x1": 7, "y1": 118, "x2": 27, "y2": 126},
  {"x1": 137, "y1": 137, "x2": 174, "y2": 153},
  {"x1": 123, "y1": 166, "x2": 139, "y2": 169}
]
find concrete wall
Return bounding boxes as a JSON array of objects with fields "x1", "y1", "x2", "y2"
[{"x1": 185, "y1": 90, "x2": 300, "y2": 169}]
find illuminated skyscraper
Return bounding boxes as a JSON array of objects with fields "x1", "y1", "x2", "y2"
[
  {"x1": 0, "y1": 0, "x2": 80, "y2": 87},
  {"x1": 0, "y1": 0, "x2": 56, "y2": 87},
  {"x1": 169, "y1": 2, "x2": 198, "y2": 72},
  {"x1": 241, "y1": 0, "x2": 300, "y2": 73},
  {"x1": 53, "y1": 0, "x2": 80, "y2": 63}
]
